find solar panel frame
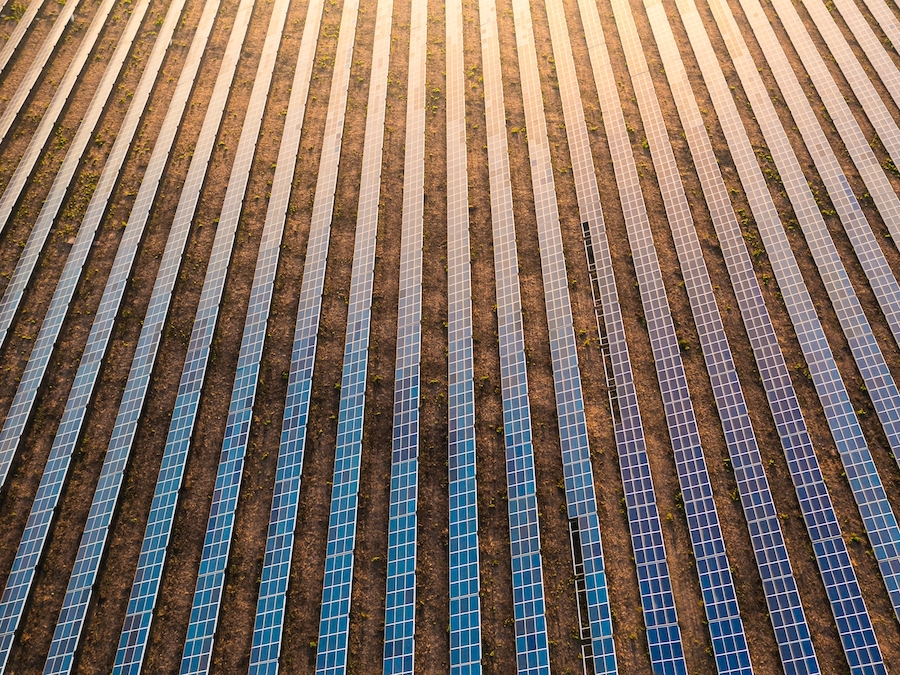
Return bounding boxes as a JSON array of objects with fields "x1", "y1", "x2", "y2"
[
  {"x1": 476, "y1": 0, "x2": 552, "y2": 671},
  {"x1": 444, "y1": 0, "x2": 484, "y2": 670},
  {"x1": 708, "y1": 0, "x2": 900, "y2": 625},
  {"x1": 313, "y1": 0, "x2": 393, "y2": 670}
]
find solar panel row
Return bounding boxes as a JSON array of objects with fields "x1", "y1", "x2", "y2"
[
  {"x1": 662, "y1": 2, "x2": 888, "y2": 672},
  {"x1": 507, "y1": 1, "x2": 616, "y2": 673},
  {"x1": 37, "y1": 0, "x2": 225, "y2": 670},
  {"x1": 0, "y1": 0, "x2": 86, "y2": 150},
  {"x1": 571, "y1": 0, "x2": 689, "y2": 671},
  {"x1": 313, "y1": 0, "x2": 393, "y2": 671},
  {"x1": 382, "y1": 0, "x2": 426, "y2": 671},
  {"x1": 0, "y1": 0, "x2": 47, "y2": 80},
  {"x1": 711, "y1": 0, "x2": 900, "y2": 625},
  {"x1": 0, "y1": 0, "x2": 154, "y2": 514},
  {"x1": 855, "y1": 0, "x2": 900, "y2": 72},
  {"x1": 694, "y1": 0, "x2": 893, "y2": 668},
  {"x1": 106, "y1": 0, "x2": 259, "y2": 670},
  {"x1": 445, "y1": 0, "x2": 483, "y2": 667},
  {"x1": 477, "y1": 0, "x2": 552, "y2": 672}
]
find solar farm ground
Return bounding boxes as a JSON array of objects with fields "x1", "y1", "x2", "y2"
[{"x1": 0, "y1": 0, "x2": 899, "y2": 670}]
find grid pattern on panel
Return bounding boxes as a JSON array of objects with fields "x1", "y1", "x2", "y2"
[
  {"x1": 711, "y1": 0, "x2": 900, "y2": 625},
  {"x1": 507, "y1": 0, "x2": 616, "y2": 672},
  {"x1": 314, "y1": 0, "x2": 392, "y2": 671},
  {"x1": 738, "y1": 0, "x2": 900, "y2": 448},
  {"x1": 108, "y1": 0, "x2": 258, "y2": 670},
  {"x1": 607, "y1": 0, "x2": 754, "y2": 671},
  {"x1": 176, "y1": 1, "x2": 319, "y2": 672},
  {"x1": 695, "y1": 0, "x2": 891, "y2": 667},
  {"x1": 39, "y1": 0, "x2": 224, "y2": 670},
  {"x1": 662, "y1": 1, "x2": 886, "y2": 671},
  {"x1": 0, "y1": 0, "x2": 190, "y2": 668},
  {"x1": 0, "y1": 0, "x2": 127, "y2": 343},
  {"x1": 571, "y1": 0, "x2": 688, "y2": 671},
  {"x1": 1, "y1": 0, "x2": 179, "y2": 356},
  {"x1": 0, "y1": 0, "x2": 86, "y2": 151},
  {"x1": 855, "y1": 0, "x2": 900, "y2": 76},
  {"x1": 445, "y1": 0, "x2": 483, "y2": 669},
  {"x1": 781, "y1": 0, "x2": 900, "y2": 178},
  {"x1": 477, "y1": 0, "x2": 551, "y2": 672},
  {"x1": 382, "y1": 0, "x2": 426, "y2": 671},
  {"x1": 640, "y1": 1, "x2": 825, "y2": 672},
  {"x1": 242, "y1": 0, "x2": 363, "y2": 670},
  {"x1": 0, "y1": 0, "x2": 47, "y2": 79}
]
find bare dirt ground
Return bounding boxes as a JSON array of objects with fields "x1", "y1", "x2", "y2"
[{"x1": 1, "y1": 0, "x2": 900, "y2": 669}]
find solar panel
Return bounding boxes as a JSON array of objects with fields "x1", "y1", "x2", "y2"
[
  {"x1": 570, "y1": 0, "x2": 689, "y2": 671},
  {"x1": 0, "y1": 0, "x2": 187, "y2": 666},
  {"x1": 313, "y1": 0, "x2": 393, "y2": 670},
  {"x1": 381, "y1": 0, "x2": 427, "y2": 671},
  {"x1": 445, "y1": 0, "x2": 483, "y2": 670},
  {"x1": 477, "y1": 0, "x2": 551, "y2": 672},
  {"x1": 106, "y1": 0, "x2": 258, "y2": 670},
  {"x1": 711, "y1": 0, "x2": 900, "y2": 624},
  {"x1": 38, "y1": 0, "x2": 224, "y2": 668},
  {"x1": 0, "y1": 0, "x2": 95, "y2": 175},
  {"x1": 778, "y1": 0, "x2": 900, "y2": 189},
  {"x1": 855, "y1": 0, "x2": 900, "y2": 75},
  {"x1": 696, "y1": 0, "x2": 895, "y2": 667},
  {"x1": 507, "y1": 1, "x2": 617, "y2": 673},
  {"x1": 0, "y1": 0, "x2": 49, "y2": 80}
]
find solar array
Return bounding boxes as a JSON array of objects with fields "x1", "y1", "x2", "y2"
[
  {"x1": 478, "y1": 0, "x2": 553, "y2": 671},
  {"x1": 313, "y1": 0, "x2": 392, "y2": 670},
  {"x1": 572, "y1": 0, "x2": 689, "y2": 670},
  {"x1": 444, "y1": 0, "x2": 483, "y2": 669},
  {"x1": 508, "y1": 1, "x2": 616, "y2": 673},
  {"x1": 381, "y1": 0, "x2": 426, "y2": 671},
  {"x1": 2, "y1": 0, "x2": 900, "y2": 671},
  {"x1": 708, "y1": 0, "x2": 900, "y2": 625}
]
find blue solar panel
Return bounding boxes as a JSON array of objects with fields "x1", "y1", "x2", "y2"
[
  {"x1": 175, "y1": 1, "x2": 319, "y2": 672},
  {"x1": 0, "y1": 0, "x2": 88, "y2": 153},
  {"x1": 0, "y1": 0, "x2": 185, "y2": 667},
  {"x1": 445, "y1": 0, "x2": 483, "y2": 670},
  {"x1": 696, "y1": 0, "x2": 893, "y2": 668},
  {"x1": 313, "y1": 0, "x2": 392, "y2": 670},
  {"x1": 381, "y1": 0, "x2": 426, "y2": 672},
  {"x1": 107, "y1": 0, "x2": 258, "y2": 671},
  {"x1": 478, "y1": 0, "x2": 551, "y2": 672},
  {"x1": 508, "y1": 1, "x2": 616, "y2": 673},
  {"x1": 712, "y1": 0, "x2": 900, "y2": 625},
  {"x1": 571, "y1": 0, "x2": 689, "y2": 671}
]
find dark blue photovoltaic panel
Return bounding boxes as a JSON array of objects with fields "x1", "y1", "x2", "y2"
[
  {"x1": 314, "y1": 0, "x2": 391, "y2": 671},
  {"x1": 39, "y1": 0, "x2": 223, "y2": 670},
  {"x1": 0, "y1": 0, "x2": 113, "y2": 243},
  {"x1": 109, "y1": 0, "x2": 257, "y2": 670},
  {"x1": 381, "y1": 0, "x2": 426, "y2": 671},
  {"x1": 697, "y1": 0, "x2": 892, "y2": 668},
  {"x1": 0, "y1": 0, "x2": 173, "y2": 662},
  {"x1": 176, "y1": 0, "x2": 318, "y2": 671},
  {"x1": 637, "y1": 1, "x2": 826, "y2": 672},
  {"x1": 478, "y1": 0, "x2": 551, "y2": 672},
  {"x1": 572, "y1": 0, "x2": 688, "y2": 671},
  {"x1": 445, "y1": 0, "x2": 483, "y2": 670},
  {"x1": 508, "y1": 1, "x2": 615, "y2": 673},
  {"x1": 712, "y1": 0, "x2": 900, "y2": 627}
]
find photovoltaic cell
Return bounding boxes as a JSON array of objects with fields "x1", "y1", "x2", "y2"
[
  {"x1": 176, "y1": 0, "x2": 319, "y2": 672},
  {"x1": 507, "y1": 0, "x2": 616, "y2": 672},
  {"x1": 445, "y1": 0, "x2": 483, "y2": 669},
  {"x1": 245, "y1": 0, "x2": 362, "y2": 669},
  {"x1": 38, "y1": 0, "x2": 225, "y2": 669},
  {"x1": 381, "y1": 0, "x2": 426, "y2": 671},
  {"x1": 708, "y1": 0, "x2": 900, "y2": 626},
  {"x1": 604, "y1": 0, "x2": 756, "y2": 671},
  {"x1": 314, "y1": 0, "x2": 393, "y2": 670},
  {"x1": 571, "y1": 0, "x2": 688, "y2": 670},
  {"x1": 477, "y1": 0, "x2": 551, "y2": 671},
  {"x1": 108, "y1": 0, "x2": 259, "y2": 670}
]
